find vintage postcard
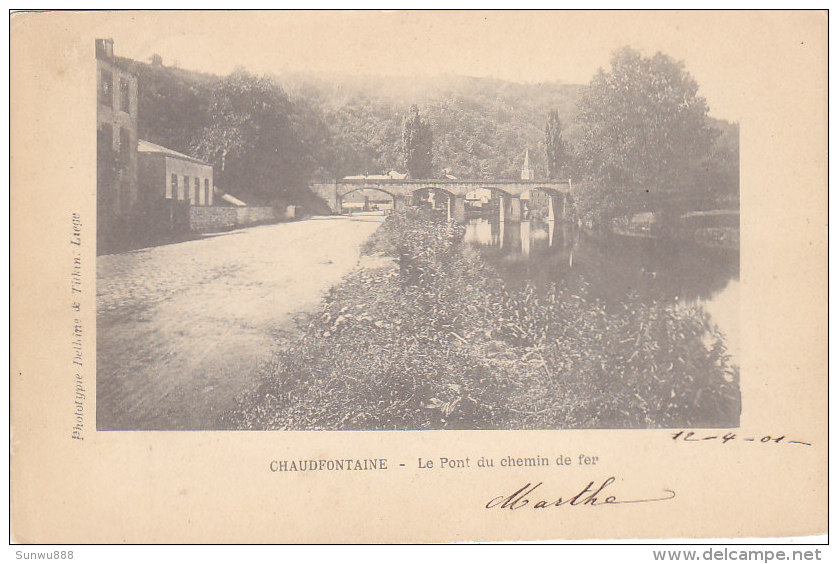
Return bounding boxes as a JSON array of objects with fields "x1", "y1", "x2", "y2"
[{"x1": 10, "y1": 10, "x2": 827, "y2": 543}]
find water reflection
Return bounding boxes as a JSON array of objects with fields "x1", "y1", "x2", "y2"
[{"x1": 465, "y1": 216, "x2": 740, "y2": 358}]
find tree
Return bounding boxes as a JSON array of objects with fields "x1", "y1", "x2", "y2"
[
  {"x1": 544, "y1": 109, "x2": 567, "y2": 179},
  {"x1": 575, "y1": 47, "x2": 719, "y2": 197},
  {"x1": 133, "y1": 59, "x2": 214, "y2": 157},
  {"x1": 191, "y1": 70, "x2": 314, "y2": 204},
  {"x1": 401, "y1": 105, "x2": 433, "y2": 178}
]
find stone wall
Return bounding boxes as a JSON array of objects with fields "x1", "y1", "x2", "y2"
[
  {"x1": 189, "y1": 206, "x2": 238, "y2": 232},
  {"x1": 189, "y1": 206, "x2": 280, "y2": 233},
  {"x1": 310, "y1": 182, "x2": 338, "y2": 212},
  {"x1": 235, "y1": 206, "x2": 277, "y2": 226}
]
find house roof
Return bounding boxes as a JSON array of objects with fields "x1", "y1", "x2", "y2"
[
  {"x1": 210, "y1": 187, "x2": 247, "y2": 207},
  {"x1": 220, "y1": 192, "x2": 247, "y2": 207},
  {"x1": 137, "y1": 139, "x2": 210, "y2": 166}
]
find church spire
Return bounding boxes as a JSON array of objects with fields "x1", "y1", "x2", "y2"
[{"x1": 521, "y1": 149, "x2": 534, "y2": 180}]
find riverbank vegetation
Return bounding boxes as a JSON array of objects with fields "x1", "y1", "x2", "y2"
[{"x1": 227, "y1": 209, "x2": 740, "y2": 430}]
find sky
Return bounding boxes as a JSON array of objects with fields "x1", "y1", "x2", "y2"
[{"x1": 95, "y1": 10, "x2": 780, "y2": 122}]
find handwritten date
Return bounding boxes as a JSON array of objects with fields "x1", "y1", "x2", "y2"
[{"x1": 671, "y1": 431, "x2": 811, "y2": 446}]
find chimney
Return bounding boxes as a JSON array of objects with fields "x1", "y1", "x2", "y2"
[{"x1": 95, "y1": 38, "x2": 114, "y2": 60}]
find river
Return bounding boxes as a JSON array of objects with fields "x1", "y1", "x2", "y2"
[{"x1": 463, "y1": 216, "x2": 740, "y2": 362}]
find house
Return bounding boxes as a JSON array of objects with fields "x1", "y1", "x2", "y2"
[
  {"x1": 136, "y1": 140, "x2": 214, "y2": 237},
  {"x1": 96, "y1": 38, "x2": 138, "y2": 252},
  {"x1": 137, "y1": 140, "x2": 214, "y2": 207},
  {"x1": 465, "y1": 188, "x2": 492, "y2": 209}
]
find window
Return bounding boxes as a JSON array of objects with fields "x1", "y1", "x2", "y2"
[
  {"x1": 99, "y1": 70, "x2": 113, "y2": 107},
  {"x1": 204, "y1": 179, "x2": 210, "y2": 206},
  {"x1": 119, "y1": 78, "x2": 131, "y2": 114},
  {"x1": 170, "y1": 174, "x2": 178, "y2": 199},
  {"x1": 183, "y1": 177, "x2": 190, "y2": 202},
  {"x1": 194, "y1": 177, "x2": 201, "y2": 205}
]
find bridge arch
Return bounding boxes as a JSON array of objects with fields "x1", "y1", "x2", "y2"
[
  {"x1": 410, "y1": 186, "x2": 457, "y2": 205},
  {"x1": 461, "y1": 186, "x2": 517, "y2": 219},
  {"x1": 338, "y1": 187, "x2": 397, "y2": 213},
  {"x1": 337, "y1": 186, "x2": 398, "y2": 201},
  {"x1": 520, "y1": 186, "x2": 569, "y2": 221},
  {"x1": 464, "y1": 185, "x2": 514, "y2": 199},
  {"x1": 409, "y1": 186, "x2": 462, "y2": 221},
  {"x1": 520, "y1": 186, "x2": 564, "y2": 199}
]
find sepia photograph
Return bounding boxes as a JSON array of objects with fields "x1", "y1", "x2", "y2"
[
  {"x1": 11, "y1": 10, "x2": 826, "y2": 544},
  {"x1": 94, "y1": 16, "x2": 740, "y2": 431}
]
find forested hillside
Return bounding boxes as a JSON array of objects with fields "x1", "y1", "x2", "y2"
[
  {"x1": 121, "y1": 55, "x2": 738, "y2": 208},
  {"x1": 278, "y1": 72, "x2": 586, "y2": 180}
]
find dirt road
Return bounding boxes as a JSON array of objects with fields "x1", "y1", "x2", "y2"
[{"x1": 96, "y1": 214, "x2": 384, "y2": 430}]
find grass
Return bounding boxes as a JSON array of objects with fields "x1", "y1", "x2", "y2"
[{"x1": 225, "y1": 208, "x2": 740, "y2": 430}]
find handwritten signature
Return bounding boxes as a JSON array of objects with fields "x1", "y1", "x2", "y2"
[{"x1": 486, "y1": 476, "x2": 675, "y2": 511}]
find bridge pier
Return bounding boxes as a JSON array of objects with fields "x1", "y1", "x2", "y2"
[
  {"x1": 506, "y1": 197, "x2": 522, "y2": 222},
  {"x1": 394, "y1": 195, "x2": 408, "y2": 212},
  {"x1": 452, "y1": 196, "x2": 466, "y2": 223},
  {"x1": 546, "y1": 193, "x2": 568, "y2": 221},
  {"x1": 499, "y1": 195, "x2": 522, "y2": 222}
]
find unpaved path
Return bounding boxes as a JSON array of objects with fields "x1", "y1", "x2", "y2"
[{"x1": 96, "y1": 214, "x2": 384, "y2": 430}]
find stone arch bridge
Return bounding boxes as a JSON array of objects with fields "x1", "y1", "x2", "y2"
[{"x1": 310, "y1": 178, "x2": 573, "y2": 222}]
